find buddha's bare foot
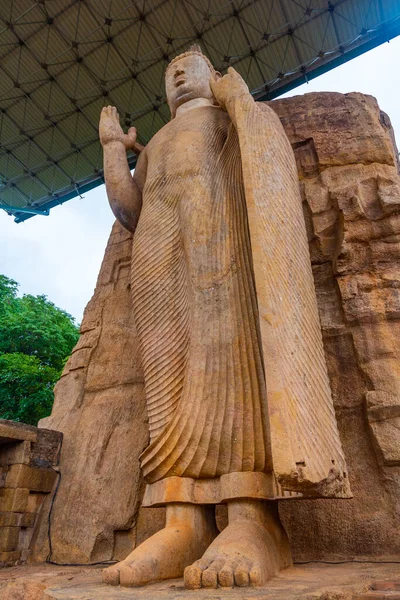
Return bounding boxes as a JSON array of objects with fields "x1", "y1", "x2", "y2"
[
  {"x1": 103, "y1": 504, "x2": 217, "y2": 587},
  {"x1": 184, "y1": 500, "x2": 292, "y2": 589}
]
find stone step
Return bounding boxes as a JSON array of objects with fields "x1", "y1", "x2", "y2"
[
  {"x1": 355, "y1": 581, "x2": 400, "y2": 599},
  {"x1": 354, "y1": 593, "x2": 400, "y2": 600},
  {"x1": 371, "y1": 582, "x2": 400, "y2": 592}
]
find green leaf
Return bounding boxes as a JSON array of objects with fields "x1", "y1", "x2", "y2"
[{"x1": 0, "y1": 274, "x2": 80, "y2": 425}]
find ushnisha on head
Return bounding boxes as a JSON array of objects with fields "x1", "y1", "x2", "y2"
[{"x1": 165, "y1": 45, "x2": 221, "y2": 118}]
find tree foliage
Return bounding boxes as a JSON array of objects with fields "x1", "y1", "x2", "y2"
[{"x1": 0, "y1": 275, "x2": 79, "y2": 425}]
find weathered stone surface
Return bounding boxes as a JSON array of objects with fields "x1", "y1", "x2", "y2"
[
  {"x1": 1, "y1": 563, "x2": 400, "y2": 600},
  {"x1": 0, "y1": 427, "x2": 61, "y2": 470},
  {"x1": 5, "y1": 465, "x2": 57, "y2": 493},
  {"x1": 29, "y1": 429, "x2": 62, "y2": 469},
  {"x1": 134, "y1": 507, "x2": 165, "y2": 548},
  {"x1": 32, "y1": 91, "x2": 400, "y2": 567},
  {"x1": 372, "y1": 581, "x2": 400, "y2": 591},
  {"x1": 0, "y1": 442, "x2": 31, "y2": 467},
  {"x1": 26, "y1": 492, "x2": 48, "y2": 514},
  {"x1": 368, "y1": 409, "x2": 400, "y2": 467},
  {"x1": 31, "y1": 222, "x2": 148, "y2": 564},
  {"x1": 271, "y1": 92, "x2": 400, "y2": 560},
  {"x1": 0, "y1": 527, "x2": 20, "y2": 551},
  {"x1": 0, "y1": 551, "x2": 21, "y2": 567},
  {"x1": 274, "y1": 92, "x2": 397, "y2": 170},
  {"x1": 0, "y1": 423, "x2": 61, "y2": 565},
  {"x1": 0, "y1": 421, "x2": 37, "y2": 443},
  {"x1": 0, "y1": 512, "x2": 36, "y2": 528},
  {"x1": 0, "y1": 465, "x2": 6, "y2": 488},
  {"x1": 0, "y1": 488, "x2": 29, "y2": 513}
]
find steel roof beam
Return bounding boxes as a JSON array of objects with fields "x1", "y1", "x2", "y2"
[{"x1": 0, "y1": 202, "x2": 49, "y2": 217}]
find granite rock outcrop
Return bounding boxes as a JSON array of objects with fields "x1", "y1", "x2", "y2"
[{"x1": 272, "y1": 92, "x2": 400, "y2": 560}]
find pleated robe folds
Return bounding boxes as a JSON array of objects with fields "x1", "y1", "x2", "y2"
[{"x1": 131, "y1": 100, "x2": 350, "y2": 499}]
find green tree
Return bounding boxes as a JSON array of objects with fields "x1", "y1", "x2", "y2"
[
  {"x1": 0, "y1": 353, "x2": 59, "y2": 424},
  {"x1": 0, "y1": 275, "x2": 79, "y2": 425}
]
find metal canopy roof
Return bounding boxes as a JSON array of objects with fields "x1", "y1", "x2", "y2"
[{"x1": 1, "y1": 0, "x2": 400, "y2": 223}]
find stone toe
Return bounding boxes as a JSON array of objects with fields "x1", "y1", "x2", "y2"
[
  {"x1": 201, "y1": 559, "x2": 225, "y2": 588},
  {"x1": 119, "y1": 558, "x2": 158, "y2": 587},
  {"x1": 102, "y1": 564, "x2": 122, "y2": 586},
  {"x1": 184, "y1": 558, "x2": 210, "y2": 589},
  {"x1": 234, "y1": 560, "x2": 251, "y2": 587},
  {"x1": 249, "y1": 563, "x2": 264, "y2": 586},
  {"x1": 218, "y1": 560, "x2": 238, "y2": 587},
  {"x1": 119, "y1": 565, "x2": 139, "y2": 587}
]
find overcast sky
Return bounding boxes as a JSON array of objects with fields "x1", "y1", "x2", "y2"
[{"x1": 1, "y1": 37, "x2": 400, "y2": 324}]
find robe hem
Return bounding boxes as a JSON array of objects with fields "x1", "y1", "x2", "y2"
[{"x1": 142, "y1": 471, "x2": 303, "y2": 506}]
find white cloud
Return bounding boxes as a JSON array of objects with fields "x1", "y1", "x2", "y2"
[{"x1": 0, "y1": 186, "x2": 114, "y2": 323}]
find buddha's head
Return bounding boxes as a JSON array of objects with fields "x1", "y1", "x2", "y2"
[{"x1": 165, "y1": 45, "x2": 221, "y2": 118}]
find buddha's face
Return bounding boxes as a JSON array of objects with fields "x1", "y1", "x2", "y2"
[{"x1": 165, "y1": 54, "x2": 218, "y2": 116}]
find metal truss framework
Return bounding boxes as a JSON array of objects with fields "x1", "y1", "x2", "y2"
[{"x1": 0, "y1": 0, "x2": 399, "y2": 222}]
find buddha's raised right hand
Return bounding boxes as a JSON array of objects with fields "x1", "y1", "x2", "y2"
[{"x1": 99, "y1": 106, "x2": 137, "y2": 151}]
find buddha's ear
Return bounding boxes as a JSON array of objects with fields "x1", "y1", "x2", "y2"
[{"x1": 214, "y1": 71, "x2": 222, "y2": 80}]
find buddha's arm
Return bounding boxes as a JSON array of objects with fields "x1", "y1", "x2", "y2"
[
  {"x1": 100, "y1": 105, "x2": 146, "y2": 234},
  {"x1": 103, "y1": 142, "x2": 146, "y2": 234}
]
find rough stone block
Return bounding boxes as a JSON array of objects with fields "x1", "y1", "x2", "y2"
[
  {"x1": 0, "y1": 550, "x2": 21, "y2": 565},
  {"x1": 323, "y1": 333, "x2": 365, "y2": 410},
  {"x1": 378, "y1": 175, "x2": 400, "y2": 213},
  {"x1": 366, "y1": 391, "x2": 400, "y2": 422},
  {"x1": 18, "y1": 525, "x2": 35, "y2": 551},
  {"x1": 312, "y1": 263, "x2": 344, "y2": 330},
  {"x1": 30, "y1": 429, "x2": 62, "y2": 469},
  {"x1": 372, "y1": 581, "x2": 400, "y2": 591},
  {"x1": 0, "y1": 512, "x2": 36, "y2": 527},
  {"x1": 361, "y1": 358, "x2": 400, "y2": 399},
  {"x1": 0, "y1": 488, "x2": 29, "y2": 512},
  {"x1": 355, "y1": 595, "x2": 400, "y2": 600},
  {"x1": 351, "y1": 323, "x2": 399, "y2": 364},
  {"x1": 303, "y1": 179, "x2": 330, "y2": 214},
  {"x1": 272, "y1": 92, "x2": 397, "y2": 168},
  {"x1": 368, "y1": 418, "x2": 400, "y2": 466},
  {"x1": 5, "y1": 464, "x2": 57, "y2": 492},
  {"x1": 366, "y1": 390, "x2": 400, "y2": 467},
  {"x1": 0, "y1": 526, "x2": 20, "y2": 551},
  {"x1": 0, "y1": 440, "x2": 31, "y2": 466},
  {"x1": 0, "y1": 420, "x2": 37, "y2": 443},
  {"x1": 0, "y1": 465, "x2": 7, "y2": 488},
  {"x1": 26, "y1": 492, "x2": 48, "y2": 513}
]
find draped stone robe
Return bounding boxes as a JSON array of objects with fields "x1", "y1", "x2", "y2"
[
  {"x1": 130, "y1": 100, "x2": 351, "y2": 505},
  {"x1": 131, "y1": 105, "x2": 272, "y2": 488}
]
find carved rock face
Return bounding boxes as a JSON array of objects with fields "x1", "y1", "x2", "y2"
[{"x1": 165, "y1": 54, "x2": 215, "y2": 117}]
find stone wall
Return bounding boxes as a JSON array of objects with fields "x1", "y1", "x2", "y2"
[
  {"x1": 0, "y1": 420, "x2": 61, "y2": 566},
  {"x1": 32, "y1": 92, "x2": 400, "y2": 564}
]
